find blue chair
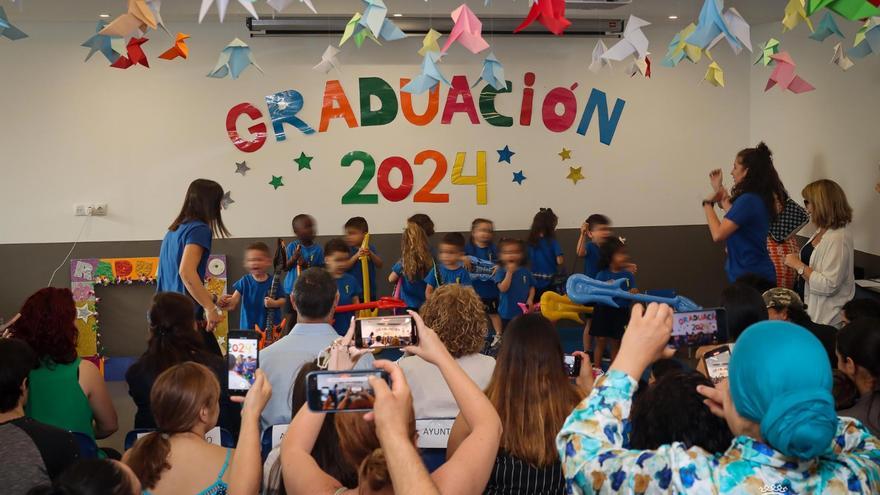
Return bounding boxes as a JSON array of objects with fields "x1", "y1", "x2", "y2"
[
  {"x1": 124, "y1": 427, "x2": 235, "y2": 450},
  {"x1": 124, "y1": 428, "x2": 156, "y2": 451},
  {"x1": 71, "y1": 431, "x2": 99, "y2": 459},
  {"x1": 420, "y1": 448, "x2": 446, "y2": 473},
  {"x1": 261, "y1": 424, "x2": 289, "y2": 461}
]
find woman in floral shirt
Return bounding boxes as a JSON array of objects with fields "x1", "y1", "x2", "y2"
[{"x1": 557, "y1": 304, "x2": 880, "y2": 494}]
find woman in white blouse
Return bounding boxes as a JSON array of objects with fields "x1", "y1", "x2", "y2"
[{"x1": 785, "y1": 179, "x2": 854, "y2": 327}]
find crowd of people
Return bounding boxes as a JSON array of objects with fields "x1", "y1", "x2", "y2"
[{"x1": 1, "y1": 144, "x2": 880, "y2": 494}]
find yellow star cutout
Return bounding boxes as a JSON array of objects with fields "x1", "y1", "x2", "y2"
[
  {"x1": 418, "y1": 29, "x2": 442, "y2": 56},
  {"x1": 559, "y1": 148, "x2": 572, "y2": 160},
  {"x1": 567, "y1": 167, "x2": 585, "y2": 185}
]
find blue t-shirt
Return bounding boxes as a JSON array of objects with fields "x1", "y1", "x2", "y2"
[
  {"x1": 595, "y1": 269, "x2": 637, "y2": 307},
  {"x1": 333, "y1": 273, "x2": 361, "y2": 336},
  {"x1": 724, "y1": 192, "x2": 776, "y2": 284},
  {"x1": 425, "y1": 264, "x2": 473, "y2": 288},
  {"x1": 283, "y1": 241, "x2": 325, "y2": 294},
  {"x1": 493, "y1": 267, "x2": 534, "y2": 320},
  {"x1": 528, "y1": 238, "x2": 563, "y2": 289},
  {"x1": 157, "y1": 221, "x2": 212, "y2": 295},
  {"x1": 391, "y1": 261, "x2": 428, "y2": 310},
  {"x1": 347, "y1": 244, "x2": 378, "y2": 301},
  {"x1": 582, "y1": 242, "x2": 601, "y2": 278},
  {"x1": 233, "y1": 274, "x2": 285, "y2": 331},
  {"x1": 465, "y1": 242, "x2": 499, "y2": 299}
]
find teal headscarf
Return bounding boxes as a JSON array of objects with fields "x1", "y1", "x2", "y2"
[{"x1": 728, "y1": 321, "x2": 837, "y2": 459}]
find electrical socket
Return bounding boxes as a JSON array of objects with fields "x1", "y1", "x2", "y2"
[{"x1": 74, "y1": 203, "x2": 108, "y2": 216}]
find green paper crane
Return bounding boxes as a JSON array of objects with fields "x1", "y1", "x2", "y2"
[
  {"x1": 754, "y1": 38, "x2": 782, "y2": 66},
  {"x1": 805, "y1": 0, "x2": 880, "y2": 21}
]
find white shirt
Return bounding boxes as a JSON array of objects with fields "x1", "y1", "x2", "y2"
[
  {"x1": 803, "y1": 227, "x2": 855, "y2": 327},
  {"x1": 399, "y1": 353, "x2": 495, "y2": 419}
]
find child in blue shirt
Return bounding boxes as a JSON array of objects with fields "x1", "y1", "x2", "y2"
[
  {"x1": 218, "y1": 242, "x2": 287, "y2": 331},
  {"x1": 576, "y1": 214, "x2": 613, "y2": 278},
  {"x1": 493, "y1": 238, "x2": 535, "y2": 330},
  {"x1": 342, "y1": 217, "x2": 383, "y2": 305},
  {"x1": 325, "y1": 239, "x2": 362, "y2": 336},
  {"x1": 283, "y1": 214, "x2": 324, "y2": 295},
  {"x1": 466, "y1": 218, "x2": 501, "y2": 335},
  {"x1": 527, "y1": 208, "x2": 564, "y2": 298},
  {"x1": 425, "y1": 232, "x2": 472, "y2": 299},
  {"x1": 389, "y1": 220, "x2": 434, "y2": 311},
  {"x1": 591, "y1": 237, "x2": 637, "y2": 365}
]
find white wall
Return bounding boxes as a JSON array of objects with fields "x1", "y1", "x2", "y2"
[
  {"x1": 749, "y1": 21, "x2": 880, "y2": 255},
  {"x1": 0, "y1": 20, "x2": 754, "y2": 245}
]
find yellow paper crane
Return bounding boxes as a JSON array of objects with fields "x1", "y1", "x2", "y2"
[
  {"x1": 359, "y1": 233, "x2": 377, "y2": 318},
  {"x1": 539, "y1": 291, "x2": 593, "y2": 324}
]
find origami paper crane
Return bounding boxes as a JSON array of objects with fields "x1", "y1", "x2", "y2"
[
  {"x1": 809, "y1": 12, "x2": 845, "y2": 41},
  {"x1": 312, "y1": 44, "x2": 341, "y2": 73},
  {"x1": 159, "y1": 32, "x2": 189, "y2": 60},
  {"x1": 473, "y1": 52, "x2": 505, "y2": 90},
  {"x1": 783, "y1": 0, "x2": 814, "y2": 33},
  {"x1": 146, "y1": 0, "x2": 171, "y2": 36},
  {"x1": 602, "y1": 15, "x2": 650, "y2": 61},
  {"x1": 832, "y1": 42, "x2": 855, "y2": 70},
  {"x1": 199, "y1": 0, "x2": 259, "y2": 23},
  {"x1": 358, "y1": 0, "x2": 406, "y2": 41},
  {"x1": 100, "y1": 0, "x2": 158, "y2": 38},
  {"x1": 686, "y1": 0, "x2": 742, "y2": 52},
  {"x1": 441, "y1": 4, "x2": 490, "y2": 54},
  {"x1": 418, "y1": 29, "x2": 441, "y2": 56},
  {"x1": 706, "y1": 7, "x2": 752, "y2": 54},
  {"x1": 267, "y1": 0, "x2": 317, "y2": 15},
  {"x1": 662, "y1": 23, "x2": 703, "y2": 67},
  {"x1": 628, "y1": 56, "x2": 651, "y2": 78},
  {"x1": 82, "y1": 20, "x2": 121, "y2": 63},
  {"x1": 754, "y1": 38, "x2": 781, "y2": 66},
  {"x1": 765, "y1": 51, "x2": 815, "y2": 94},
  {"x1": 207, "y1": 38, "x2": 263, "y2": 79},
  {"x1": 589, "y1": 40, "x2": 612, "y2": 72},
  {"x1": 111, "y1": 37, "x2": 150, "y2": 69},
  {"x1": 848, "y1": 17, "x2": 880, "y2": 58},
  {"x1": 401, "y1": 52, "x2": 448, "y2": 95},
  {"x1": 0, "y1": 6, "x2": 27, "y2": 40},
  {"x1": 513, "y1": 0, "x2": 571, "y2": 35},
  {"x1": 340, "y1": 13, "x2": 379, "y2": 47},
  {"x1": 805, "y1": 0, "x2": 880, "y2": 21},
  {"x1": 704, "y1": 61, "x2": 725, "y2": 87}
]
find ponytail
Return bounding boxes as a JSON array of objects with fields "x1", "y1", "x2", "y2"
[
  {"x1": 126, "y1": 432, "x2": 172, "y2": 489},
  {"x1": 359, "y1": 448, "x2": 391, "y2": 493},
  {"x1": 732, "y1": 141, "x2": 789, "y2": 220}
]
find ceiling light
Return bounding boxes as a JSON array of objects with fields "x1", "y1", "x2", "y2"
[
  {"x1": 668, "y1": 15, "x2": 679, "y2": 20},
  {"x1": 392, "y1": 13, "x2": 403, "y2": 17},
  {"x1": 99, "y1": 13, "x2": 111, "y2": 18}
]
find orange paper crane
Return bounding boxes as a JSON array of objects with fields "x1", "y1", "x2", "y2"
[
  {"x1": 159, "y1": 32, "x2": 190, "y2": 60},
  {"x1": 514, "y1": 0, "x2": 571, "y2": 36},
  {"x1": 111, "y1": 37, "x2": 150, "y2": 69}
]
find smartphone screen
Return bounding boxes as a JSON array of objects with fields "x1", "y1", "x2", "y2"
[
  {"x1": 704, "y1": 346, "x2": 731, "y2": 384},
  {"x1": 563, "y1": 354, "x2": 582, "y2": 377},
  {"x1": 227, "y1": 331, "x2": 259, "y2": 395},
  {"x1": 354, "y1": 315, "x2": 418, "y2": 349},
  {"x1": 670, "y1": 308, "x2": 727, "y2": 348},
  {"x1": 306, "y1": 370, "x2": 389, "y2": 412}
]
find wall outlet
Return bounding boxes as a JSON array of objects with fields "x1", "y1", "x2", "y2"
[{"x1": 74, "y1": 203, "x2": 108, "y2": 216}]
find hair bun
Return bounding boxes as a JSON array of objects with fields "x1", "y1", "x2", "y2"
[
  {"x1": 760, "y1": 389, "x2": 836, "y2": 459},
  {"x1": 755, "y1": 142, "x2": 772, "y2": 157},
  {"x1": 360, "y1": 448, "x2": 391, "y2": 491}
]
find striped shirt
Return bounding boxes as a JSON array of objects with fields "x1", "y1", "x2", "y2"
[{"x1": 483, "y1": 450, "x2": 565, "y2": 495}]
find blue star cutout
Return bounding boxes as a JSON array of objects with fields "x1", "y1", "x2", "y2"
[
  {"x1": 497, "y1": 145, "x2": 515, "y2": 163},
  {"x1": 512, "y1": 171, "x2": 526, "y2": 185}
]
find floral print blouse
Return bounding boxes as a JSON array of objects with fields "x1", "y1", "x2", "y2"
[{"x1": 557, "y1": 370, "x2": 880, "y2": 494}]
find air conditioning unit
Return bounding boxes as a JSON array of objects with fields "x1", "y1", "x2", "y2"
[{"x1": 566, "y1": 0, "x2": 633, "y2": 8}]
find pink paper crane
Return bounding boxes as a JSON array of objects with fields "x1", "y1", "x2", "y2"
[
  {"x1": 765, "y1": 51, "x2": 814, "y2": 94},
  {"x1": 441, "y1": 4, "x2": 489, "y2": 54},
  {"x1": 514, "y1": 0, "x2": 571, "y2": 36}
]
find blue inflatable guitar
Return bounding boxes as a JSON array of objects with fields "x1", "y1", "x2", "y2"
[
  {"x1": 566, "y1": 274, "x2": 701, "y2": 313},
  {"x1": 467, "y1": 256, "x2": 497, "y2": 282}
]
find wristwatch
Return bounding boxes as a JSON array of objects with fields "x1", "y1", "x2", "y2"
[{"x1": 797, "y1": 265, "x2": 806, "y2": 276}]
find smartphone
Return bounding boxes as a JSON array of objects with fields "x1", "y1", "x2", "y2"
[
  {"x1": 703, "y1": 345, "x2": 731, "y2": 384},
  {"x1": 563, "y1": 354, "x2": 582, "y2": 377},
  {"x1": 227, "y1": 330, "x2": 260, "y2": 396},
  {"x1": 669, "y1": 308, "x2": 727, "y2": 348},
  {"x1": 306, "y1": 370, "x2": 390, "y2": 413},
  {"x1": 354, "y1": 315, "x2": 418, "y2": 349}
]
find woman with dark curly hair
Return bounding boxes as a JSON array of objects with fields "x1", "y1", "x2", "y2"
[
  {"x1": 13, "y1": 288, "x2": 118, "y2": 448},
  {"x1": 399, "y1": 284, "x2": 495, "y2": 419}
]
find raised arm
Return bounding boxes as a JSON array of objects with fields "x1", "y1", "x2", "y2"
[
  {"x1": 228, "y1": 370, "x2": 272, "y2": 495},
  {"x1": 281, "y1": 404, "x2": 340, "y2": 495},
  {"x1": 576, "y1": 223, "x2": 589, "y2": 257}
]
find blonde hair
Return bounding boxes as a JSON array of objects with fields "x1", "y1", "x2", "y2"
[
  {"x1": 401, "y1": 221, "x2": 433, "y2": 281},
  {"x1": 420, "y1": 284, "x2": 487, "y2": 358},
  {"x1": 802, "y1": 179, "x2": 852, "y2": 229}
]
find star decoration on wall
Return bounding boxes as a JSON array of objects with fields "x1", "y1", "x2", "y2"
[
  {"x1": 76, "y1": 303, "x2": 96, "y2": 323},
  {"x1": 221, "y1": 191, "x2": 235, "y2": 209},
  {"x1": 235, "y1": 161, "x2": 250, "y2": 175},
  {"x1": 497, "y1": 145, "x2": 515, "y2": 164},
  {"x1": 269, "y1": 175, "x2": 284, "y2": 190},
  {"x1": 294, "y1": 152, "x2": 314, "y2": 171},
  {"x1": 566, "y1": 167, "x2": 585, "y2": 185},
  {"x1": 559, "y1": 148, "x2": 572, "y2": 160},
  {"x1": 512, "y1": 170, "x2": 527, "y2": 185}
]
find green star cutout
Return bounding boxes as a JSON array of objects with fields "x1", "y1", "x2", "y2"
[
  {"x1": 269, "y1": 175, "x2": 284, "y2": 190},
  {"x1": 294, "y1": 152, "x2": 313, "y2": 171}
]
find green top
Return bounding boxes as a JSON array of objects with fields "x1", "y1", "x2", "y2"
[{"x1": 25, "y1": 357, "x2": 95, "y2": 441}]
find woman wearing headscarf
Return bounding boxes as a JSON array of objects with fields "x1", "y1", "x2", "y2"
[{"x1": 557, "y1": 304, "x2": 880, "y2": 494}]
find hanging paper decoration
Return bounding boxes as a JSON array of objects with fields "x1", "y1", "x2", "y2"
[
  {"x1": 312, "y1": 44, "x2": 341, "y2": 73},
  {"x1": 111, "y1": 37, "x2": 150, "y2": 69},
  {"x1": 159, "y1": 32, "x2": 190, "y2": 60},
  {"x1": 401, "y1": 52, "x2": 448, "y2": 95},
  {"x1": 805, "y1": 0, "x2": 880, "y2": 21},
  {"x1": 221, "y1": 191, "x2": 235, "y2": 209},
  {"x1": 628, "y1": 56, "x2": 651, "y2": 78},
  {"x1": 146, "y1": 0, "x2": 171, "y2": 36},
  {"x1": 765, "y1": 52, "x2": 815, "y2": 94},
  {"x1": 706, "y1": 8, "x2": 752, "y2": 54},
  {"x1": 512, "y1": 171, "x2": 527, "y2": 185},
  {"x1": 832, "y1": 42, "x2": 855, "y2": 70},
  {"x1": 566, "y1": 167, "x2": 585, "y2": 185},
  {"x1": 267, "y1": 0, "x2": 317, "y2": 15},
  {"x1": 809, "y1": 12, "x2": 845, "y2": 41},
  {"x1": 783, "y1": 0, "x2": 814, "y2": 33},
  {"x1": 199, "y1": 0, "x2": 260, "y2": 23},
  {"x1": 100, "y1": 0, "x2": 158, "y2": 38},
  {"x1": 341, "y1": 13, "x2": 380, "y2": 47},
  {"x1": 208, "y1": 38, "x2": 263, "y2": 79},
  {"x1": 602, "y1": 16, "x2": 650, "y2": 62},
  {"x1": 82, "y1": 21, "x2": 122, "y2": 63},
  {"x1": 473, "y1": 52, "x2": 505, "y2": 90},
  {"x1": 589, "y1": 40, "x2": 612, "y2": 72},
  {"x1": 514, "y1": 0, "x2": 571, "y2": 36},
  {"x1": 341, "y1": 0, "x2": 406, "y2": 45},
  {"x1": 418, "y1": 29, "x2": 442, "y2": 56},
  {"x1": 848, "y1": 17, "x2": 879, "y2": 58},
  {"x1": 704, "y1": 61, "x2": 725, "y2": 87},
  {"x1": 754, "y1": 38, "x2": 781, "y2": 66},
  {"x1": 441, "y1": 4, "x2": 490, "y2": 54},
  {"x1": 662, "y1": 24, "x2": 703, "y2": 67},
  {"x1": 0, "y1": 6, "x2": 27, "y2": 40}
]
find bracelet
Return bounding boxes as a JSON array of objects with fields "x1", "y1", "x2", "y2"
[{"x1": 702, "y1": 200, "x2": 716, "y2": 207}]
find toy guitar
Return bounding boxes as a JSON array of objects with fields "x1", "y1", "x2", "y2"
[
  {"x1": 336, "y1": 297, "x2": 406, "y2": 314},
  {"x1": 518, "y1": 291, "x2": 594, "y2": 324},
  {"x1": 359, "y1": 233, "x2": 376, "y2": 318},
  {"x1": 566, "y1": 274, "x2": 701, "y2": 313},
  {"x1": 467, "y1": 256, "x2": 497, "y2": 282},
  {"x1": 256, "y1": 238, "x2": 288, "y2": 350}
]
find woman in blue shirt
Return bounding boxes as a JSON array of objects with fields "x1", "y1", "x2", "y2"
[
  {"x1": 157, "y1": 179, "x2": 230, "y2": 337},
  {"x1": 703, "y1": 143, "x2": 781, "y2": 285}
]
